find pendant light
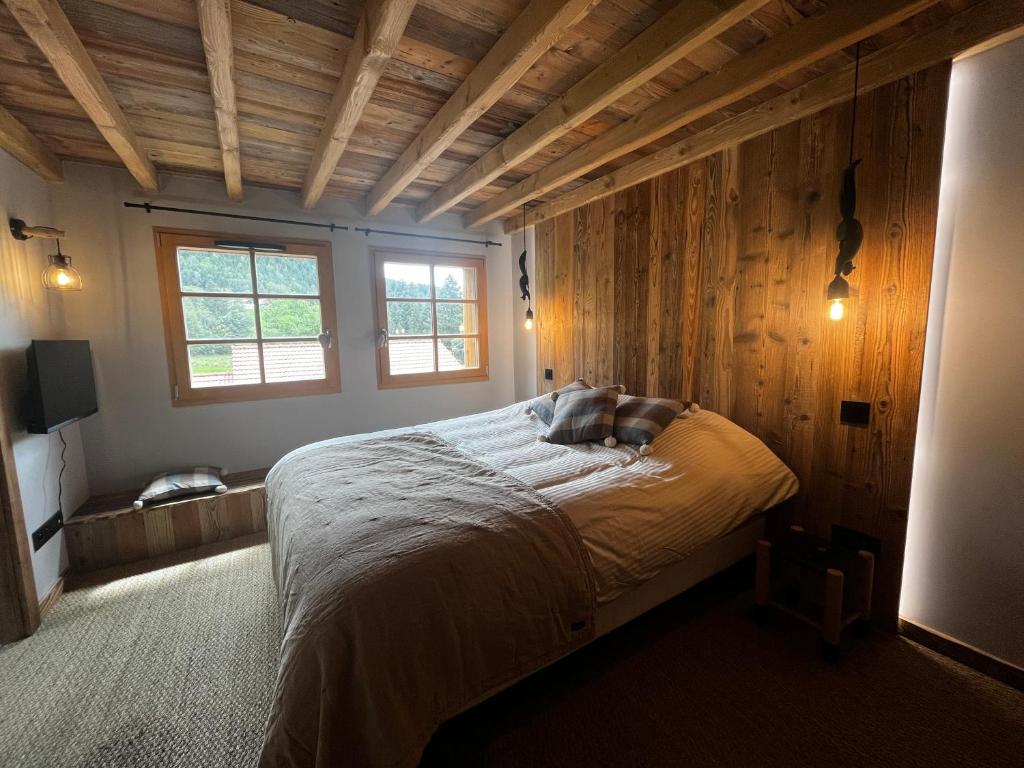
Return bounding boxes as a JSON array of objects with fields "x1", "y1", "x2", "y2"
[
  {"x1": 518, "y1": 203, "x2": 534, "y2": 331},
  {"x1": 828, "y1": 42, "x2": 864, "y2": 322}
]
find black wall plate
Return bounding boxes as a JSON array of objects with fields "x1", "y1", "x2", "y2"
[
  {"x1": 840, "y1": 400, "x2": 871, "y2": 426},
  {"x1": 32, "y1": 510, "x2": 63, "y2": 551},
  {"x1": 544, "y1": 368, "x2": 554, "y2": 381}
]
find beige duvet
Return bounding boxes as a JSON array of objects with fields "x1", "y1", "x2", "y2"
[
  {"x1": 261, "y1": 405, "x2": 797, "y2": 767},
  {"x1": 260, "y1": 432, "x2": 596, "y2": 768}
]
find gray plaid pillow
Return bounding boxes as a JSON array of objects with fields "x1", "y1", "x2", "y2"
[
  {"x1": 543, "y1": 387, "x2": 618, "y2": 445},
  {"x1": 133, "y1": 467, "x2": 227, "y2": 510},
  {"x1": 525, "y1": 378, "x2": 590, "y2": 424},
  {"x1": 613, "y1": 395, "x2": 688, "y2": 452}
]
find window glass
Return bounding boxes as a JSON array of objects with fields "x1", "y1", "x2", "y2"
[
  {"x1": 434, "y1": 265, "x2": 477, "y2": 300},
  {"x1": 255, "y1": 253, "x2": 319, "y2": 295},
  {"x1": 437, "y1": 338, "x2": 479, "y2": 371},
  {"x1": 384, "y1": 262, "x2": 431, "y2": 299},
  {"x1": 182, "y1": 297, "x2": 257, "y2": 340},
  {"x1": 188, "y1": 343, "x2": 261, "y2": 388},
  {"x1": 386, "y1": 301, "x2": 432, "y2": 336},
  {"x1": 259, "y1": 298, "x2": 322, "y2": 338},
  {"x1": 436, "y1": 302, "x2": 477, "y2": 336},
  {"x1": 263, "y1": 341, "x2": 326, "y2": 382},
  {"x1": 388, "y1": 339, "x2": 435, "y2": 375},
  {"x1": 177, "y1": 249, "x2": 251, "y2": 293}
]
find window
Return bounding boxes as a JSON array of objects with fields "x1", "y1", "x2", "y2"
[
  {"x1": 373, "y1": 248, "x2": 489, "y2": 388},
  {"x1": 155, "y1": 229, "x2": 340, "y2": 406}
]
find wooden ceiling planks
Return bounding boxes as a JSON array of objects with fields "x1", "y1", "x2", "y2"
[
  {"x1": 2, "y1": 0, "x2": 159, "y2": 190},
  {"x1": 0, "y1": 0, "x2": 1011, "y2": 217}
]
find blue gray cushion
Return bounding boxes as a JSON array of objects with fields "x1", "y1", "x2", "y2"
[
  {"x1": 544, "y1": 387, "x2": 619, "y2": 445},
  {"x1": 133, "y1": 467, "x2": 227, "y2": 509},
  {"x1": 612, "y1": 395, "x2": 687, "y2": 448},
  {"x1": 525, "y1": 379, "x2": 590, "y2": 425}
]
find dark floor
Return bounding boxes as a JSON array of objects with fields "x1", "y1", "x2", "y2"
[{"x1": 423, "y1": 562, "x2": 1024, "y2": 768}]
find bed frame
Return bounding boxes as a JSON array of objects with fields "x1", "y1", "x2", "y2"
[{"x1": 453, "y1": 513, "x2": 767, "y2": 716}]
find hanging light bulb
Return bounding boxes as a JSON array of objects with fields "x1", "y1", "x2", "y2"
[
  {"x1": 827, "y1": 273, "x2": 849, "y2": 322},
  {"x1": 829, "y1": 298, "x2": 845, "y2": 322},
  {"x1": 524, "y1": 307, "x2": 534, "y2": 331},
  {"x1": 41, "y1": 242, "x2": 83, "y2": 291}
]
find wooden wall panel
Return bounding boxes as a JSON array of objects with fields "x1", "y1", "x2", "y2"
[
  {"x1": 533, "y1": 64, "x2": 950, "y2": 626},
  {"x1": 64, "y1": 480, "x2": 267, "y2": 574}
]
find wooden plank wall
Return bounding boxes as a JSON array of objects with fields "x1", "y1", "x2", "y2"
[{"x1": 534, "y1": 64, "x2": 951, "y2": 627}]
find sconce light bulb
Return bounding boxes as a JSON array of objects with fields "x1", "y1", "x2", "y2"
[
  {"x1": 42, "y1": 252, "x2": 83, "y2": 291},
  {"x1": 524, "y1": 316, "x2": 534, "y2": 331},
  {"x1": 829, "y1": 298, "x2": 845, "y2": 321}
]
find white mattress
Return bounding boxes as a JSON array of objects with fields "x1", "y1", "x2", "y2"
[{"x1": 280, "y1": 402, "x2": 798, "y2": 602}]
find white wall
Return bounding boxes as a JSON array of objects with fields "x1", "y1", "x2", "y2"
[
  {"x1": 901, "y1": 38, "x2": 1024, "y2": 670},
  {"x1": 0, "y1": 151, "x2": 89, "y2": 599},
  {"x1": 50, "y1": 164, "x2": 519, "y2": 493}
]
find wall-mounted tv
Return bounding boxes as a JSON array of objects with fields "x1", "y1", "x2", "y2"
[{"x1": 25, "y1": 340, "x2": 98, "y2": 434}]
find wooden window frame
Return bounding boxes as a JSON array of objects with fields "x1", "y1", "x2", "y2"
[
  {"x1": 155, "y1": 227, "x2": 341, "y2": 407},
  {"x1": 372, "y1": 247, "x2": 490, "y2": 389}
]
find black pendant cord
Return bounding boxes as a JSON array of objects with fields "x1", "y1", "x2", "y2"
[
  {"x1": 830, "y1": 41, "x2": 865, "y2": 296},
  {"x1": 123, "y1": 202, "x2": 502, "y2": 247},
  {"x1": 57, "y1": 429, "x2": 67, "y2": 515},
  {"x1": 848, "y1": 41, "x2": 861, "y2": 166},
  {"x1": 524, "y1": 204, "x2": 531, "y2": 313},
  {"x1": 518, "y1": 203, "x2": 532, "y2": 311}
]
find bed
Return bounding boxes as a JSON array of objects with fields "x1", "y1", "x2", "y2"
[{"x1": 260, "y1": 402, "x2": 798, "y2": 768}]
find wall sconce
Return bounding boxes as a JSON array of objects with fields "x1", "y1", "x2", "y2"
[
  {"x1": 42, "y1": 243, "x2": 83, "y2": 291},
  {"x1": 828, "y1": 44, "x2": 864, "y2": 322},
  {"x1": 518, "y1": 204, "x2": 534, "y2": 331},
  {"x1": 10, "y1": 218, "x2": 82, "y2": 292}
]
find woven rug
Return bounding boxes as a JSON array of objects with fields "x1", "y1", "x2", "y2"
[
  {"x1": 2, "y1": 544, "x2": 1021, "y2": 768},
  {"x1": 0, "y1": 544, "x2": 280, "y2": 768}
]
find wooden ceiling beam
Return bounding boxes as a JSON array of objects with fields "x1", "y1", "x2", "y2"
[
  {"x1": 0, "y1": 103, "x2": 63, "y2": 181},
  {"x1": 302, "y1": 0, "x2": 417, "y2": 210},
  {"x1": 465, "y1": 0, "x2": 939, "y2": 229},
  {"x1": 506, "y1": 0, "x2": 1024, "y2": 233},
  {"x1": 3, "y1": 0, "x2": 158, "y2": 191},
  {"x1": 196, "y1": 0, "x2": 242, "y2": 201},
  {"x1": 415, "y1": 0, "x2": 772, "y2": 224},
  {"x1": 364, "y1": 0, "x2": 599, "y2": 217}
]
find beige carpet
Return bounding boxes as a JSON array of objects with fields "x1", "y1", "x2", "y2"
[
  {"x1": 2, "y1": 543, "x2": 1021, "y2": 768},
  {"x1": 0, "y1": 545, "x2": 280, "y2": 768}
]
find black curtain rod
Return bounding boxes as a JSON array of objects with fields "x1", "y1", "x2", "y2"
[
  {"x1": 123, "y1": 201, "x2": 348, "y2": 230},
  {"x1": 352, "y1": 227, "x2": 501, "y2": 247},
  {"x1": 123, "y1": 202, "x2": 502, "y2": 247}
]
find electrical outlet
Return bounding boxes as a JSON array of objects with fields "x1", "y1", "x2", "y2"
[
  {"x1": 544, "y1": 368, "x2": 554, "y2": 381},
  {"x1": 32, "y1": 510, "x2": 63, "y2": 551}
]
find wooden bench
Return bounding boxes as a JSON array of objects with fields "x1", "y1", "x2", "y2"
[{"x1": 64, "y1": 469, "x2": 268, "y2": 582}]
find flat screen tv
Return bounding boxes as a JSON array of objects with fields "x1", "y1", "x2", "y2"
[{"x1": 25, "y1": 340, "x2": 98, "y2": 434}]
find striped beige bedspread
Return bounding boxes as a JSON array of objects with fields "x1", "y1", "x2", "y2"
[
  {"x1": 261, "y1": 432, "x2": 595, "y2": 768},
  {"x1": 283, "y1": 404, "x2": 799, "y2": 602}
]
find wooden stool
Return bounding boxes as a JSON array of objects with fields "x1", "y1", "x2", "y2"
[{"x1": 755, "y1": 525, "x2": 875, "y2": 662}]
